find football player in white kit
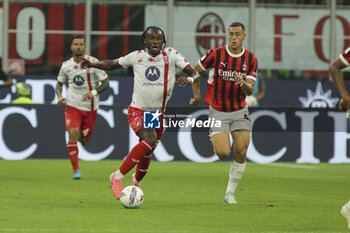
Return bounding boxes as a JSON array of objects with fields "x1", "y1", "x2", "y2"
[
  {"x1": 56, "y1": 35, "x2": 109, "y2": 180},
  {"x1": 80, "y1": 26, "x2": 200, "y2": 199}
]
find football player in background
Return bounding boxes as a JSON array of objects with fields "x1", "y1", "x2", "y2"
[
  {"x1": 80, "y1": 26, "x2": 199, "y2": 199},
  {"x1": 189, "y1": 22, "x2": 258, "y2": 204},
  {"x1": 56, "y1": 35, "x2": 109, "y2": 180},
  {"x1": 329, "y1": 46, "x2": 350, "y2": 229}
]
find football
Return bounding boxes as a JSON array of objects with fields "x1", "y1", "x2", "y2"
[{"x1": 120, "y1": 185, "x2": 144, "y2": 209}]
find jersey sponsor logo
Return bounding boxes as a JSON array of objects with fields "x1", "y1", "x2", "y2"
[
  {"x1": 195, "y1": 12, "x2": 226, "y2": 57},
  {"x1": 145, "y1": 66, "x2": 161, "y2": 81},
  {"x1": 73, "y1": 75, "x2": 84, "y2": 86},
  {"x1": 218, "y1": 69, "x2": 246, "y2": 81},
  {"x1": 143, "y1": 110, "x2": 161, "y2": 129}
]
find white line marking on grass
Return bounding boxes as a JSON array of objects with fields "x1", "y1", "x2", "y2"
[
  {"x1": 264, "y1": 163, "x2": 319, "y2": 169},
  {"x1": 0, "y1": 229, "x2": 190, "y2": 233},
  {"x1": 0, "y1": 230, "x2": 344, "y2": 233}
]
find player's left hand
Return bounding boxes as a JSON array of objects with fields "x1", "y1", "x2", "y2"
[
  {"x1": 189, "y1": 96, "x2": 201, "y2": 106},
  {"x1": 177, "y1": 77, "x2": 192, "y2": 87},
  {"x1": 82, "y1": 92, "x2": 93, "y2": 100},
  {"x1": 235, "y1": 76, "x2": 245, "y2": 87},
  {"x1": 79, "y1": 57, "x2": 92, "y2": 69},
  {"x1": 339, "y1": 96, "x2": 350, "y2": 112}
]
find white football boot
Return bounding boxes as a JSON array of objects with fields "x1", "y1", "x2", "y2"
[{"x1": 224, "y1": 192, "x2": 237, "y2": 204}]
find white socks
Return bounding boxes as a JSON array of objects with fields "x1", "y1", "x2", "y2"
[
  {"x1": 133, "y1": 177, "x2": 141, "y2": 185},
  {"x1": 114, "y1": 169, "x2": 124, "y2": 179},
  {"x1": 226, "y1": 161, "x2": 246, "y2": 194}
]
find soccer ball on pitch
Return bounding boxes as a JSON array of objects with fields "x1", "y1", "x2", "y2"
[{"x1": 120, "y1": 185, "x2": 144, "y2": 209}]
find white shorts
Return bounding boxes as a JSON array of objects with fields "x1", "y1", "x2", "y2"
[{"x1": 208, "y1": 105, "x2": 251, "y2": 137}]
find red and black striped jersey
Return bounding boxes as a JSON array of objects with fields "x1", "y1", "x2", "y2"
[
  {"x1": 340, "y1": 47, "x2": 350, "y2": 66},
  {"x1": 198, "y1": 45, "x2": 258, "y2": 112}
]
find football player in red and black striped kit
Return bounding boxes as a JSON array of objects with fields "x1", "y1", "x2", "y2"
[
  {"x1": 329, "y1": 46, "x2": 350, "y2": 228},
  {"x1": 190, "y1": 22, "x2": 258, "y2": 204}
]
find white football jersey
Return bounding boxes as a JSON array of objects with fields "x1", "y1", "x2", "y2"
[
  {"x1": 118, "y1": 47, "x2": 190, "y2": 111},
  {"x1": 57, "y1": 55, "x2": 108, "y2": 111}
]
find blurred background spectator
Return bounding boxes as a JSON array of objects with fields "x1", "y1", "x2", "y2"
[{"x1": 11, "y1": 82, "x2": 34, "y2": 104}]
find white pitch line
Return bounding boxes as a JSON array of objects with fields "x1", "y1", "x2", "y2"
[
  {"x1": 264, "y1": 163, "x2": 319, "y2": 169},
  {"x1": 0, "y1": 229, "x2": 190, "y2": 233},
  {"x1": 0, "y1": 230, "x2": 344, "y2": 233}
]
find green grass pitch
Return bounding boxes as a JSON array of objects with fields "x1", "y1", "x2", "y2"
[{"x1": 0, "y1": 159, "x2": 349, "y2": 233}]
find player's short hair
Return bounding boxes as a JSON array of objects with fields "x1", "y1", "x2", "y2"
[
  {"x1": 71, "y1": 35, "x2": 85, "y2": 44},
  {"x1": 229, "y1": 22, "x2": 245, "y2": 31},
  {"x1": 141, "y1": 26, "x2": 166, "y2": 50}
]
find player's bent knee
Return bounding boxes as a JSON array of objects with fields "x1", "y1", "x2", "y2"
[
  {"x1": 80, "y1": 137, "x2": 89, "y2": 145},
  {"x1": 234, "y1": 149, "x2": 247, "y2": 162},
  {"x1": 215, "y1": 149, "x2": 231, "y2": 160},
  {"x1": 68, "y1": 128, "x2": 80, "y2": 141}
]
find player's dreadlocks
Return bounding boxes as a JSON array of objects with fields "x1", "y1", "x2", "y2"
[{"x1": 141, "y1": 26, "x2": 166, "y2": 50}]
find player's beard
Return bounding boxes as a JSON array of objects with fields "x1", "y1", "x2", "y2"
[{"x1": 73, "y1": 48, "x2": 84, "y2": 57}]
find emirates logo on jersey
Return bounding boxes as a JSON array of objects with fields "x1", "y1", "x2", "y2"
[
  {"x1": 218, "y1": 69, "x2": 246, "y2": 82},
  {"x1": 145, "y1": 66, "x2": 161, "y2": 81}
]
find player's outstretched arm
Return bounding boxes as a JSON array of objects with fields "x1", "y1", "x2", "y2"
[
  {"x1": 82, "y1": 78, "x2": 110, "y2": 100},
  {"x1": 329, "y1": 58, "x2": 349, "y2": 99},
  {"x1": 55, "y1": 82, "x2": 65, "y2": 106},
  {"x1": 329, "y1": 57, "x2": 350, "y2": 111},
  {"x1": 190, "y1": 78, "x2": 201, "y2": 106},
  {"x1": 80, "y1": 57, "x2": 122, "y2": 70},
  {"x1": 0, "y1": 76, "x2": 13, "y2": 88},
  {"x1": 187, "y1": 63, "x2": 204, "y2": 106}
]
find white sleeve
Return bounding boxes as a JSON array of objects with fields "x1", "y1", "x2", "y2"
[
  {"x1": 118, "y1": 51, "x2": 137, "y2": 68},
  {"x1": 57, "y1": 64, "x2": 67, "y2": 83},
  {"x1": 171, "y1": 48, "x2": 190, "y2": 70}
]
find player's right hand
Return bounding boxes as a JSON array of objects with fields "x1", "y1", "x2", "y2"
[
  {"x1": 79, "y1": 57, "x2": 92, "y2": 69},
  {"x1": 57, "y1": 97, "x2": 66, "y2": 106},
  {"x1": 189, "y1": 96, "x2": 201, "y2": 106},
  {"x1": 339, "y1": 96, "x2": 350, "y2": 112}
]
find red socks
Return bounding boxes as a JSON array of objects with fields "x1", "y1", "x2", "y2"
[
  {"x1": 135, "y1": 154, "x2": 152, "y2": 182},
  {"x1": 119, "y1": 140, "x2": 153, "y2": 175},
  {"x1": 67, "y1": 141, "x2": 79, "y2": 172}
]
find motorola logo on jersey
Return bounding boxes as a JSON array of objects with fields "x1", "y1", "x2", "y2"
[
  {"x1": 195, "y1": 12, "x2": 226, "y2": 57},
  {"x1": 73, "y1": 75, "x2": 84, "y2": 86},
  {"x1": 145, "y1": 66, "x2": 161, "y2": 81}
]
